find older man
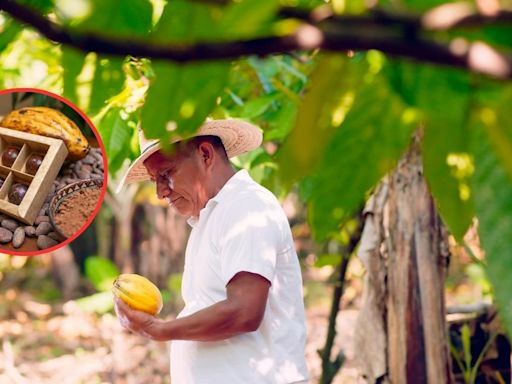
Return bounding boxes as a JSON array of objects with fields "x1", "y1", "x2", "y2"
[{"x1": 115, "y1": 120, "x2": 309, "y2": 383}]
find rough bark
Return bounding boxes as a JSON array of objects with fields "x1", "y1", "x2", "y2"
[{"x1": 355, "y1": 133, "x2": 453, "y2": 383}]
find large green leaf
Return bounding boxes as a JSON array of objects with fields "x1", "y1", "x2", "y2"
[
  {"x1": 97, "y1": 107, "x2": 137, "y2": 175},
  {"x1": 141, "y1": 60, "x2": 230, "y2": 142},
  {"x1": 142, "y1": 2, "x2": 230, "y2": 142},
  {"x1": 17, "y1": 0, "x2": 54, "y2": 13},
  {"x1": 474, "y1": 84, "x2": 512, "y2": 182},
  {"x1": 279, "y1": 53, "x2": 367, "y2": 184},
  {"x1": 471, "y1": 114, "x2": 512, "y2": 338},
  {"x1": 300, "y1": 63, "x2": 420, "y2": 239},
  {"x1": 151, "y1": 0, "x2": 221, "y2": 43},
  {"x1": 401, "y1": 0, "x2": 451, "y2": 12},
  {"x1": 61, "y1": 46, "x2": 86, "y2": 105},
  {"x1": 419, "y1": 67, "x2": 474, "y2": 241},
  {"x1": 74, "y1": 0, "x2": 153, "y2": 37},
  {"x1": 387, "y1": 62, "x2": 475, "y2": 241},
  {"x1": 89, "y1": 55, "x2": 125, "y2": 114},
  {"x1": 219, "y1": 0, "x2": 279, "y2": 39},
  {"x1": 0, "y1": 18, "x2": 22, "y2": 52}
]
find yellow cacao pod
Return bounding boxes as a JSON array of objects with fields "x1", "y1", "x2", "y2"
[
  {"x1": 112, "y1": 274, "x2": 163, "y2": 315},
  {"x1": 0, "y1": 106, "x2": 90, "y2": 161}
]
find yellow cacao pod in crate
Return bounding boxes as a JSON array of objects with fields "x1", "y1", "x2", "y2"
[
  {"x1": 112, "y1": 274, "x2": 163, "y2": 315},
  {"x1": 0, "y1": 106, "x2": 90, "y2": 161}
]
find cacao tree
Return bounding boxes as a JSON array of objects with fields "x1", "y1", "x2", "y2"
[{"x1": 2, "y1": 0, "x2": 512, "y2": 381}]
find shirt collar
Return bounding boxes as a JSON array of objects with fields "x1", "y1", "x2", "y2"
[{"x1": 187, "y1": 169, "x2": 251, "y2": 227}]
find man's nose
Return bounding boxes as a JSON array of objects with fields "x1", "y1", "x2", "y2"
[{"x1": 156, "y1": 177, "x2": 171, "y2": 199}]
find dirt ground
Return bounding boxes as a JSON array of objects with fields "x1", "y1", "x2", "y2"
[{"x1": 0, "y1": 294, "x2": 362, "y2": 384}]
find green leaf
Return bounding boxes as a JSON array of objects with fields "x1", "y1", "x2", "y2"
[
  {"x1": 279, "y1": 54, "x2": 367, "y2": 184},
  {"x1": 402, "y1": 0, "x2": 450, "y2": 12},
  {"x1": 461, "y1": 323, "x2": 472, "y2": 372},
  {"x1": 248, "y1": 56, "x2": 280, "y2": 93},
  {"x1": 219, "y1": 0, "x2": 279, "y2": 39},
  {"x1": 419, "y1": 67, "x2": 475, "y2": 241},
  {"x1": 141, "y1": 60, "x2": 230, "y2": 142},
  {"x1": 17, "y1": 0, "x2": 54, "y2": 13},
  {"x1": 474, "y1": 84, "x2": 512, "y2": 182},
  {"x1": 89, "y1": 55, "x2": 125, "y2": 114},
  {"x1": 75, "y1": 0, "x2": 153, "y2": 38},
  {"x1": 97, "y1": 107, "x2": 136, "y2": 175},
  {"x1": 315, "y1": 254, "x2": 341, "y2": 268},
  {"x1": 241, "y1": 94, "x2": 276, "y2": 119},
  {"x1": 84, "y1": 256, "x2": 120, "y2": 292},
  {"x1": 387, "y1": 62, "x2": 475, "y2": 241},
  {"x1": 0, "y1": 18, "x2": 22, "y2": 52},
  {"x1": 61, "y1": 46, "x2": 86, "y2": 105},
  {"x1": 471, "y1": 117, "x2": 512, "y2": 338},
  {"x1": 301, "y1": 64, "x2": 420, "y2": 240},
  {"x1": 265, "y1": 100, "x2": 298, "y2": 141},
  {"x1": 152, "y1": 0, "x2": 221, "y2": 43}
]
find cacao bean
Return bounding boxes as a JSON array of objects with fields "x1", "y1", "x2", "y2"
[
  {"x1": 0, "y1": 228, "x2": 13, "y2": 243},
  {"x1": 76, "y1": 170, "x2": 91, "y2": 179},
  {"x1": 24, "y1": 226, "x2": 36, "y2": 237},
  {"x1": 37, "y1": 235, "x2": 58, "y2": 250},
  {"x1": 47, "y1": 231, "x2": 61, "y2": 241},
  {"x1": 35, "y1": 215, "x2": 50, "y2": 225},
  {"x1": 35, "y1": 222, "x2": 53, "y2": 236},
  {"x1": 12, "y1": 227, "x2": 25, "y2": 248},
  {"x1": 1, "y1": 219, "x2": 18, "y2": 232},
  {"x1": 82, "y1": 155, "x2": 95, "y2": 165}
]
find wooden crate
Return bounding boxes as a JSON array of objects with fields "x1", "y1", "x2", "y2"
[{"x1": 0, "y1": 127, "x2": 68, "y2": 225}]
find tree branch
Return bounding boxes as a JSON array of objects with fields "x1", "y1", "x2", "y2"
[{"x1": 1, "y1": 0, "x2": 511, "y2": 79}]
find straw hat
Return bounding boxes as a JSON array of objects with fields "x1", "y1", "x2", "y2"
[{"x1": 117, "y1": 119, "x2": 262, "y2": 190}]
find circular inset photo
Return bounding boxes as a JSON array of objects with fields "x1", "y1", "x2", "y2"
[{"x1": 0, "y1": 88, "x2": 107, "y2": 255}]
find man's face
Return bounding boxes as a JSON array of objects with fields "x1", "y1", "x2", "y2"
[{"x1": 143, "y1": 148, "x2": 206, "y2": 217}]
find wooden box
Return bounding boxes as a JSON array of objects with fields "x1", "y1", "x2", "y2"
[{"x1": 0, "y1": 126, "x2": 68, "y2": 225}]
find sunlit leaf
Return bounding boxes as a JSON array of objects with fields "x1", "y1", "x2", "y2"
[
  {"x1": 471, "y1": 119, "x2": 512, "y2": 338},
  {"x1": 419, "y1": 67, "x2": 474, "y2": 241},
  {"x1": 89, "y1": 55, "x2": 125, "y2": 114},
  {"x1": 279, "y1": 53, "x2": 367, "y2": 184},
  {"x1": 401, "y1": 0, "x2": 449, "y2": 12},
  {"x1": 74, "y1": 0, "x2": 153, "y2": 37},
  {"x1": 151, "y1": 0, "x2": 221, "y2": 43},
  {"x1": 61, "y1": 46, "x2": 86, "y2": 105},
  {"x1": 219, "y1": 0, "x2": 279, "y2": 39},
  {"x1": 0, "y1": 18, "x2": 22, "y2": 52},
  {"x1": 97, "y1": 107, "x2": 136, "y2": 175},
  {"x1": 84, "y1": 256, "x2": 120, "y2": 291},
  {"x1": 301, "y1": 67, "x2": 420, "y2": 240},
  {"x1": 315, "y1": 253, "x2": 341, "y2": 268},
  {"x1": 474, "y1": 84, "x2": 512, "y2": 182},
  {"x1": 141, "y1": 60, "x2": 230, "y2": 142}
]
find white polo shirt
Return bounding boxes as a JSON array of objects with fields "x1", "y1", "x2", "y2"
[{"x1": 170, "y1": 170, "x2": 309, "y2": 383}]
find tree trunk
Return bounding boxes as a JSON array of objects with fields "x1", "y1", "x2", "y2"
[{"x1": 355, "y1": 133, "x2": 453, "y2": 384}]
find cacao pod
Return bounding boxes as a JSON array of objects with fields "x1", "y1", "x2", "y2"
[
  {"x1": 112, "y1": 274, "x2": 163, "y2": 315},
  {"x1": 0, "y1": 106, "x2": 90, "y2": 161}
]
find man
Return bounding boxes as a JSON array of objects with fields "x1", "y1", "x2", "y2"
[{"x1": 115, "y1": 119, "x2": 309, "y2": 383}]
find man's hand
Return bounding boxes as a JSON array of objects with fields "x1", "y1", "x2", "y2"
[{"x1": 114, "y1": 296, "x2": 162, "y2": 339}]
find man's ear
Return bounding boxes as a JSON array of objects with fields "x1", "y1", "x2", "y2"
[{"x1": 197, "y1": 142, "x2": 215, "y2": 167}]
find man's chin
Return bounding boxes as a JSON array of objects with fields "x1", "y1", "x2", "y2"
[{"x1": 168, "y1": 200, "x2": 190, "y2": 216}]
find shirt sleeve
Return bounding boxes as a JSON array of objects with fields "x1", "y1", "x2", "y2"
[{"x1": 217, "y1": 196, "x2": 282, "y2": 286}]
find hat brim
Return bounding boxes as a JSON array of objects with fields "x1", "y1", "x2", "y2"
[{"x1": 116, "y1": 119, "x2": 262, "y2": 192}]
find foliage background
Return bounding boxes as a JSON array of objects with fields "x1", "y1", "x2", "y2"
[{"x1": 1, "y1": 0, "x2": 512, "y2": 382}]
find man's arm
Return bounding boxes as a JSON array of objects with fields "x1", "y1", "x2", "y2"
[{"x1": 114, "y1": 271, "x2": 270, "y2": 342}]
